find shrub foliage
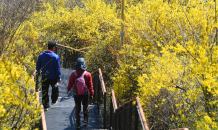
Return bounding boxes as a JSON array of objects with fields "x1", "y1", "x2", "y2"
[{"x1": 1, "y1": 0, "x2": 218, "y2": 129}]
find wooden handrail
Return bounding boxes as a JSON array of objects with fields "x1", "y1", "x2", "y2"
[
  {"x1": 136, "y1": 97, "x2": 149, "y2": 130},
  {"x1": 116, "y1": 98, "x2": 136, "y2": 110},
  {"x1": 98, "y1": 68, "x2": 107, "y2": 93},
  {"x1": 41, "y1": 105, "x2": 47, "y2": 130},
  {"x1": 111, "y1": 90, "x2": 118, "y2": 110},
  {"x1": 171, "y1": 128, "x2": 189, "y2": 130},
  {"x1": 95, "y1": 68, "x2": 118, "y2": 110},
  {"x1": 32, "y1": 71, "x2": 47, "y2": 130},
  {"x1": 56, "y1": 43, "x2": 86, "y2": 53},
  {"x1": 93, "y1": 68, "x2": 189, "y2": 130},
  {"x1": 93, "y1": 68, "x2": 149, "y2": 130}
]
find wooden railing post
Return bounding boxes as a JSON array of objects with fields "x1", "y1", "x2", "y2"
[{"x1": 92, "y1": 68, "x2": 151, "y2": 130}]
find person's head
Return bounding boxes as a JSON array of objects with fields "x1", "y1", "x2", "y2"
[
  {"x1": 74, "y1": 58, "x2": 87, "y2": 70},
  {"x1": 48, "y1": 41, "x2": 56, "y2": 51}
]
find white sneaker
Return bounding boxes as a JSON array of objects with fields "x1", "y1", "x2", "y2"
[
  {"x1": 44, "y1": 108, "x2": 48, "y2": 111},
  {"x1": 52, "y1": 101, "x2": 58, "y2": 105}
]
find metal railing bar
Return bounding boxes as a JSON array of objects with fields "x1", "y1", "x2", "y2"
[
  {"x1": 111, "y1": 90, "x2": 118, "y2": 110},
  {"x1": 136, "y1": 106, "x2": 145, "y2": 130},
  {"x1": 136, "y1": 97, "x2": 149, "y2": 130},
  {"x1": 124, "y1": 104, "x2": 127, "y2": 130},
  {"x1": 95, "y1": 69, "x2": 118, "y2": 113},
  {"x1": 135, "y1": 104, "x2": 139, "y2": 130},
  {"x1": 111, "y1": 96, "x2": 116, "y2": 113},
  {"x1": 119, "y1": 109, "x2": 121, "y2": 130},
  {"x1": 99, "y1": 75, "x2": 105, "y2": 95},
  {"x1": 98, "y1": 68, "x2": 107, "y2": 92},
  {"x1": 115, "y1": 109, "x2": 118, "y2": 130},
  {"x1": 93, "y1": 74, "x2": 96, "y2": 103},
  {"x1": 97, "y1": 75, "x2": 100, "y2": 103},
  {"x1": 92, "y1": 68, "x2": 149, "y2": 130},
  {"x1": 117, "y1": 98, "x2": 136, "y2": 110},
  {"x1": 129, "y1": 102, "x2": 132, "y2": 130},
  {"x1": 103, "y1": 93, "x2": 107, "y2": 129},
  {"x1": 110, "y1": 97, "x2": 113, "y2": 128},
  {"x1": 98, "y1": 103, "x2": 104, "y2": 124}
]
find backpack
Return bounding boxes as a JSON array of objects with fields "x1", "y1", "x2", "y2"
[{"x1": 73, "y1": 71, "x2": 88, "y2": 95}]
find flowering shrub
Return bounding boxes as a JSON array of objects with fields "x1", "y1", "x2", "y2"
[
  {"x1": 0, "y1": 58, "x2": 41, "y2": 129},
  {"x1": 0, "y1": 1, "x2": 44, "y2": 129},
  {"x1": 116, "y1": 0, "x2": 218, "y2": 129},
  {"x1": 32, "y1": 0, "x2": 218, "y2": 129},
  {"x1": 2, "y1": 0, "x2": 217, "y2": 129}
]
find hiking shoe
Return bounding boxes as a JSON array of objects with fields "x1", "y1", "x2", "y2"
[
  {"x1": 52, "y1": 101, "x2": 58, "y2": 105},
  {"x1": 76, "y1": 124, "x2": 81, "y2": 128},
  {"x1": 44, "y1": 108, "x2": 48, "y2": 111}
]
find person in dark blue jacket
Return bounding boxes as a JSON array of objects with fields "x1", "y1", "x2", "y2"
[{"x1": 36, "y1": 41, "x2": 61, "y2": 111}]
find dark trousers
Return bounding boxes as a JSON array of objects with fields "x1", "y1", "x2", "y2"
[
  {"x1": 74, "y1": 94, "x2": 89, "y2": 124},
  {"x1": 42, "y1": 78, "x2": 59, "y2": 109}
]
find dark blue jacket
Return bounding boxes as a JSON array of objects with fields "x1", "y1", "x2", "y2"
[{"x1": 36, "y1": 50, "x2": 61, "y2": 79}]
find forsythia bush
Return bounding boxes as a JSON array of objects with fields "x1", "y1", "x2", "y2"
[
  {"x1": 15, "y1": 0, "x2": 218, "y2": 129},
  {"x1": 117, "y1": 0, "x2": 218, "y2": 129},
  {"x1": 0, "y1": 22, "x2": 43, "y2": 129},
  {"x1": 0, "y1": 58, "x2": 41, "y2": 129},
  {"x1": 0, "y1": 1, "x2": 45, "y2": 129}
]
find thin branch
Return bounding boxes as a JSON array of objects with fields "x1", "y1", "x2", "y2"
[
  {"x1": 141, "y1": 33, "x2": 162, "y2": 56},
  {"x1": 178, "y1": 0, "x2": 202, "y2": 43},
  {"x1": 12, "y1": 107, "x2": 24, "y2": 129},
  {"x1": 177, "y1": 39, "x2": 199, "y2": 63},
  {"x1": 174, "y1": 18, "x2": 186, "y2": 41}
]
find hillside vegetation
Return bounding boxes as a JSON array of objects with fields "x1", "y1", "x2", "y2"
[{"x1": 1, "y1": 0, "x2": 218, "y2": 129}]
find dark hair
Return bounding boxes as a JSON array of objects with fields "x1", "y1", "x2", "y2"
[{"x1": 48, "y1": 41, "x2": 56, "y2": 49}]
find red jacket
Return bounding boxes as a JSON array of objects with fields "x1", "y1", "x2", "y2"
[{"x1": 67, "y1": 70, "x2": 94, "y2": 96}]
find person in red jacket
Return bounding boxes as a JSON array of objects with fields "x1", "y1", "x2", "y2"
[{"x1": 67, "y1": 58, "x2": 94, "y2": 128}]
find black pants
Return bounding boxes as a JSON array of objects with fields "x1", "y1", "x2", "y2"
[
  {"x1": 74, "y1": 94, "x2": 89, "y2": 124},
  {"x1": 42, "y1": 78, "x2": 59, "y2": 109}
]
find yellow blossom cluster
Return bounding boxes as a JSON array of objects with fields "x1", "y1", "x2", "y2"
[
  {"x1": 0, "y1": 58, "x2": 41, "y2": 129},
  {"x1": 0, "y1": 2, "x2": 46, "y2": 129},
  {"x1": 15, "y1": 0, "x2": 218, "y2": 129}
]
